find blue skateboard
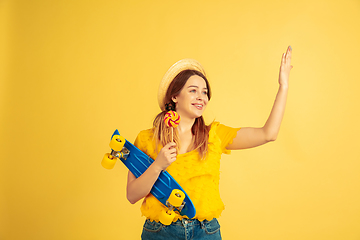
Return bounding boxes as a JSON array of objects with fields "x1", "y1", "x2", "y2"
[{"x1": 101, "y1": 129, "x2": 196, "y2": 225}]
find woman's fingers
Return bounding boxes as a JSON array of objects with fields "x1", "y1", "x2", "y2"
[
  {"x1": 168, "y1": 148, "x2": 177, "y2": 157},
  {"x1": 155, "y1": 142, "x2": 178, "y2": 170},
  {"x1": 286, "y1": 46, "x2": 292, "y2": 62},
  {"x1": 281, "y1": 53, "x2": 286, "y2": 65},
  {"x1": 163, "y1": 142, "x2": 177, "y2": 161},
  {"x1": 165, "y1": 141, "x2": 176, "y2": 147},
  {"x1": 281, "y1": 46, "x2": 292, "y2": 68}
]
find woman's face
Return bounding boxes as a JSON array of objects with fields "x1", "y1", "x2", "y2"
[{"x1": 172, "y1": 75, "x2": 209, "y2": 120}]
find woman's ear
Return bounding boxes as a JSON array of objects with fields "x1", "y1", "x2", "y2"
[{"x1": 172, "y1": 96, "x2": 177, "y2": 103}]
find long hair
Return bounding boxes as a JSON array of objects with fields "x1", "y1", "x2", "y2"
[{"x1": 153, "y1": 70, "x2": 212, "y2": 159}]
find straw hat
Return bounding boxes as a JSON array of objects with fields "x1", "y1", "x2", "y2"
[{"x1": 157, "y1": 59, "x2": 206, "y2": 111}]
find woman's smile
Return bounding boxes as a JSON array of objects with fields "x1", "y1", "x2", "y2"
[{"x1": 192, "y1": 103, "x2": 204, "y2": 110}]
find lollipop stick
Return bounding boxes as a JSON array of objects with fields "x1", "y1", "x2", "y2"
[{"x1": 171, "y1": 128, "x2": 173, "y2": 142}]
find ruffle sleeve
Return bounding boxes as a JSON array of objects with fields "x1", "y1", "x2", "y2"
[
  {"x1": 212, "y1": 122, "x2": 241, "y2": 154},
  {"x1": 134, "y1": 129, "x2": 158, "y2": 160}
]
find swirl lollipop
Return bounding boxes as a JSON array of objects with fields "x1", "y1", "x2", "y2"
[{"x1": 164, "y1": 111, "x2": 180, "y2": 142}]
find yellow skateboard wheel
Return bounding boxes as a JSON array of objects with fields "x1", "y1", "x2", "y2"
[
  {"x1": 109, "y1": 135, "x2": 125, "y2": 152},
  {"x1": 168, "y1": 189, "x2": 185, "y2": 207},
  {"x1": 159, "y1": 209, "x2": 176, "y2": 225},
  {"x1": 101, "y1": 153, "x2": 117, "y2": 169}
]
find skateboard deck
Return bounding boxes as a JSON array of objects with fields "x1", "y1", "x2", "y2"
[{"x1": 102, "y1": 129, "x2": 196, "y2": 224}]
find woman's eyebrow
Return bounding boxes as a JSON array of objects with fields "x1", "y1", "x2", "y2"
[{"x1": 187, "y1": 85, "x2": 208, "y2": 90}]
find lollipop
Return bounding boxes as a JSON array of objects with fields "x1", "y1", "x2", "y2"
[
  {"x1": 164, "y1": 111, "x2": 180, "y2": 127},
  {"x1": 164, "y1": 111, "x2": 180, "y2": 142}
]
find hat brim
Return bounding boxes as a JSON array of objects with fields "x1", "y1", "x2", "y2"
[{"x1": 158, "y1": 59, "x2": 206, "y2": 111}]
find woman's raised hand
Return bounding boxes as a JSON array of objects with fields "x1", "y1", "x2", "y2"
[
  {"x1": 153, "y1": 142, "x2": 177, "y2": 171},
  {"x1": 279, "y1": 46, "x2": 293, "y2": 87}
]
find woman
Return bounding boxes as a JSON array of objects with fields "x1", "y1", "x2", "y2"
[{"x1": 127, "y1": 46, "x2": 293, "y2": 239}]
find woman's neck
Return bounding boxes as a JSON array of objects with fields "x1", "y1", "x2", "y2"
[
  {"x1": 176, "y1": 117, "x2": 195, "y2": 154},
  {"x1": 177, "y1": 117, "x2": 195, "y2": 134}
]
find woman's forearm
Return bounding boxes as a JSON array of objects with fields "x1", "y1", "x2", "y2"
[
  {"x1": 126, "y1": 142, "x2": 177, "y2": 204},
  {"x1": 263, "y1": 84, "x2": 288, "y2": 141},
  {"x1": 126, "y1": 163, "x2": 162, "y2": 204},
  {"x1": 262, "y1": 46, "x2": 293, "y2": 141}
]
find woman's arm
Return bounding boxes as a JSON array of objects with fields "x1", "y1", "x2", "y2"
[
  {"x1": 228, "y1": 46, "x2": 293, "y2": 150},
  {"x1": 126, "y1": 142, "x2": 177, "y2": 204}
]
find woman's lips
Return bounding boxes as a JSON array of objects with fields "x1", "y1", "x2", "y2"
[{"x1": 192, "y1": 103, "x2": 203, "y2": 110}]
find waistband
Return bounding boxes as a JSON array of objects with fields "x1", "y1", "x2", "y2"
[{"x1": 149, "y1": 218, "x2": 216, "y2": 227}]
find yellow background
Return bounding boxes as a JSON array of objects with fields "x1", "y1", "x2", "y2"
[{"x1": 1, "y1": 0, "x2": 360, "y2": 239}]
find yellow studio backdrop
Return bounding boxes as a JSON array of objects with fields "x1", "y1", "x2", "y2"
[{"x1": 1, "y1": 0, "x2": 360, "y2": 239}]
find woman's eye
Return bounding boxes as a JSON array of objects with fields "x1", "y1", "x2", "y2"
[
  {"x1": 190, "y1": 89, "x2": 196, "y2": 93},
  {"x1": 202, "y1": 91, "x2": 208, "y2": 95}
]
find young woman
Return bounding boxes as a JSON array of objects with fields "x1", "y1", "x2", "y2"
[{"x1": 127, "y1": 46, "x2": 293, "y2": 239}]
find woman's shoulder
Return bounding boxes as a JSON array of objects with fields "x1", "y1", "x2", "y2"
[
  {"x1": 208, "y1": 121, "x2": 240, "y2": 142},
  {"x1": 134, "y1": 127, "x2": 155, "y2": 150},
  {"x1": 209, "y1": 121, "x2": 220, "y2": 128},
  {"x1": 209, "y1": 121, "x2": 240, "y2": 133},
  {"x1": 136, "y1": 127, "x2": 155, "y2": 140},
  {"x1": 208, "y1": 121, "x2": 223, "y2": 133}
]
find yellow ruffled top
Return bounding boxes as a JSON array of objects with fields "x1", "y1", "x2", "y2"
[{"x1": 134, "y1": 122, "x2": 240, "y2": 222}]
